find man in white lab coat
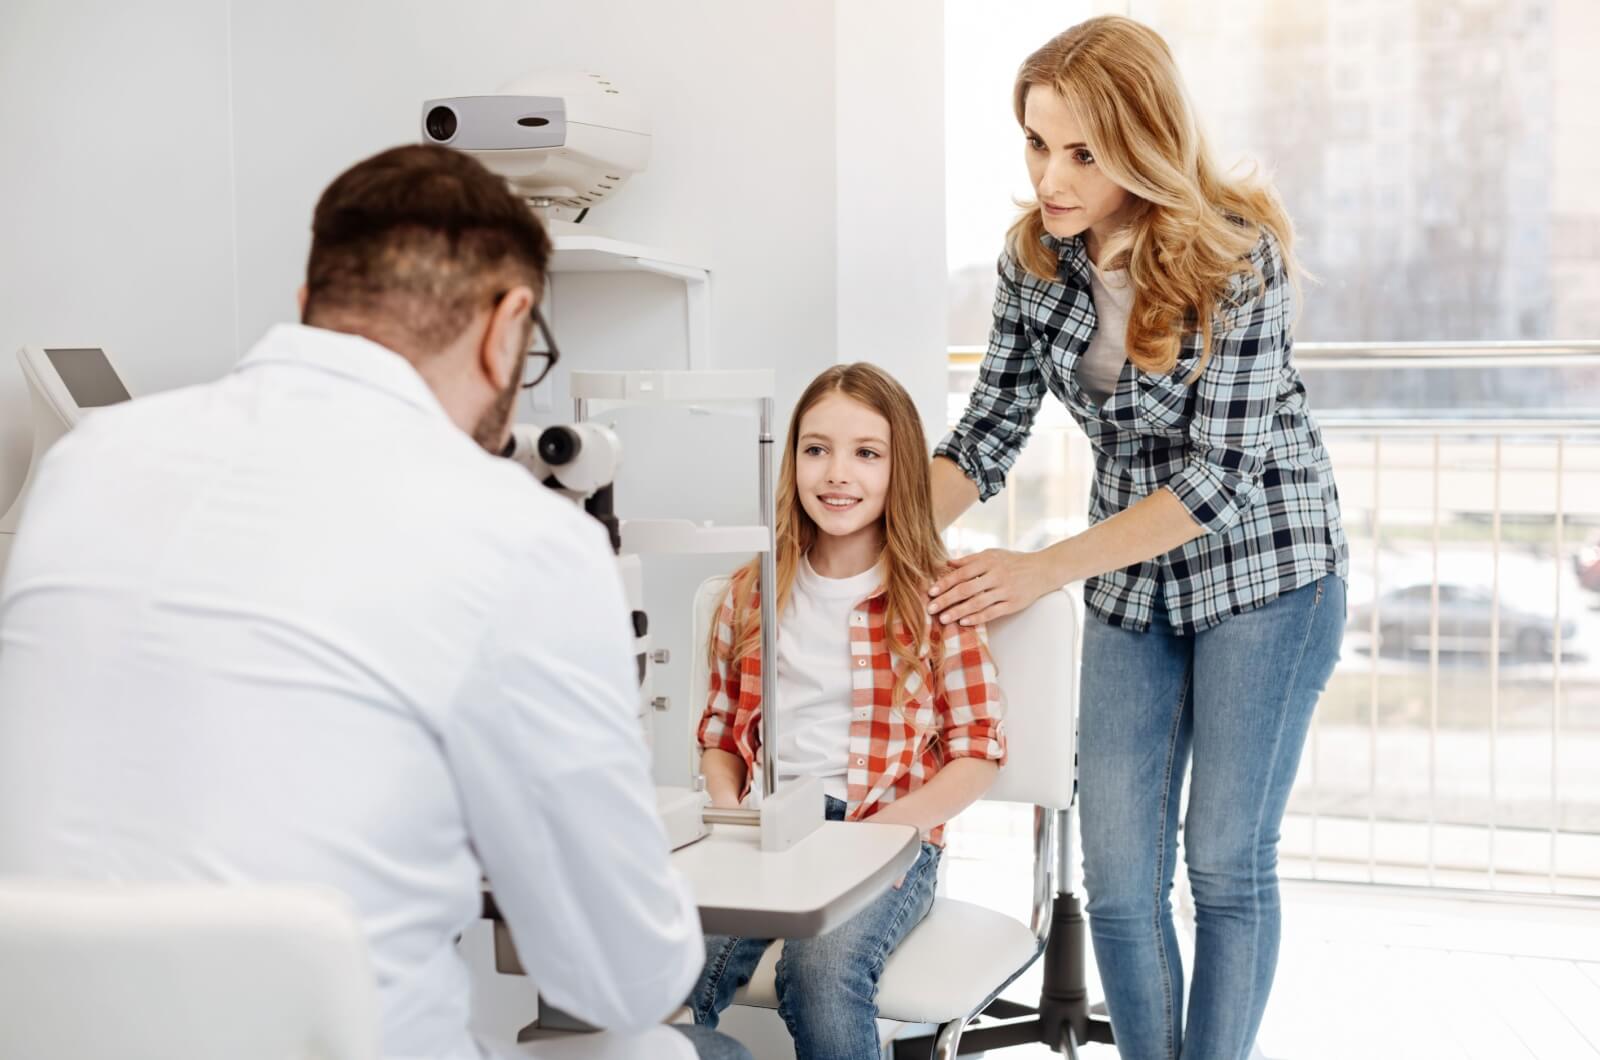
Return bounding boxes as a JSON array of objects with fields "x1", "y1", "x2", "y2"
[{"x1": 0, "y1": 145, "x2": 743, "y2": 1060}]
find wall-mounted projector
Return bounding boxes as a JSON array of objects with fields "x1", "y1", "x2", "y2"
[{"x1": 422, "y1": 72, "x2": 649, "y2": 225}]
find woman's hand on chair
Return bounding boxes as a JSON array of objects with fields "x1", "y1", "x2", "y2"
[{"x1": 928, "y1": 548, "x2": 1055, "y2": 626}]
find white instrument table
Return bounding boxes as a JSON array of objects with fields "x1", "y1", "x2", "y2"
[
  {"x1": 674, "y1": 818, "x2": 920, "y2": 938},
  {"x1": 483, "y1": 819, "x2": 920, "y2": 942}
]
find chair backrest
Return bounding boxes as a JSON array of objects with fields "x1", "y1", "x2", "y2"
[
  {"x1": 0, "y1": 881, "x2": 380, "y2": 1060},
  {"x1": 981, "y1": 588, "x2": 1079, "y2": 809},
  {"x1": 688, "y1": 576, "x2": 1080, "y2": 811}
]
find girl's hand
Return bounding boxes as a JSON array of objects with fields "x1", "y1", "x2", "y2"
[{"x1": 928, "y1": 548, "x2": 1056, "y2": 626}]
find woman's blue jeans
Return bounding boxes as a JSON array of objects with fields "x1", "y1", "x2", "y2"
[
  {"x1": 1079, "y1": 575, "x2": 1345, "y2": 1060},
  {"x1": 689, "y1": 796, "x2": 941, "y2": 1060}
]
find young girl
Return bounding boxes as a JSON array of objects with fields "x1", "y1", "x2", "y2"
[{"x1": 691, "y1": 363, "x2": 1006, "y2": 1059}]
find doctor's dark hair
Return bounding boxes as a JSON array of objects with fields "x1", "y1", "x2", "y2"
[{"x1": 302, "y1": 144, "x2": 550, "y2": 355}]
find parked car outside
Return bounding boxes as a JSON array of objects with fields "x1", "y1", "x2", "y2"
[{"x1": 1348, "y1": 581, "x2": 1579, "y2": 660}]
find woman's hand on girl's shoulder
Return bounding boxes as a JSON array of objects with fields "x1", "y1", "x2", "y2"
[{"x1": 927, "y1": 548, "x2": 1056, "y2": 627}]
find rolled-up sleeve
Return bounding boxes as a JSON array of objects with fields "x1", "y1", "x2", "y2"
[
  {"x1": 1164, "y1": 235, "x2": 1294, "y2": 535},
  {"x1": 696, "y1": 586, "x2": 742, "y2": 756},
  {"x1": 933, "y1": 619, "x2": 1006, "y2": 764},
  {"x1": 935, "y1": 254, "x2": 1046, "y2": 503}
]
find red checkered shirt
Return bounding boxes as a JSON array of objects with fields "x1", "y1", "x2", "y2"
[{"x1": 697, "y1": 572, "x2": 1006, "y2": 846}]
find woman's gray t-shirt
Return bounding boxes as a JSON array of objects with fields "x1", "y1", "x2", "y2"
[{"x1": 1078, "y1": 262, "x2": 1132, "y2": 403}]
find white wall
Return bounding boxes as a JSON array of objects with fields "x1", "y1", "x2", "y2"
[
  {"x1": 0, "y1": 0, "x2": 239, "y2": 507},
  {"x1": 227, "y1": 0, "x2": 841, "y2": 391},
  {"x1": 836, "y1": 0, "x2": 948, "y2": 437}
]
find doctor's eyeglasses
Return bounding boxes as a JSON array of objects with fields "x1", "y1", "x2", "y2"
[
  {"x1": 522, "y1": 305, "x2": 560, "y2": 390},
  {"x1": 492, "y1": 289, "x2": 561, "y2": 390}
]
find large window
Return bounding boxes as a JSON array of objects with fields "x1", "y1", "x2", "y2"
[
  {"x1": 943, "y1": 1, "x2": 1600, "y2": 898},
  {"x1": 947, "y1": 0, "x2": 1600, "y2": 346}
]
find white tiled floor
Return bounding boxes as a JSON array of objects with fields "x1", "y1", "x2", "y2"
[
  {"x1": 936, "y1": 832, "x2": 1600, "y2": 1060},
  {"x1": 1244, "y1": 885, "x2": 1600, "y2": 1060}
]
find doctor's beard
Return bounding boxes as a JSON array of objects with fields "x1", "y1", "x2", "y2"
[{"x1": 472, "y1": 345, "x2": 528, "y2": 455}]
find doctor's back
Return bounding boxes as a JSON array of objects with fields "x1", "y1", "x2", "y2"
[{"x1": 0, "y1": 145, "x2": 702, "y2": 1060}]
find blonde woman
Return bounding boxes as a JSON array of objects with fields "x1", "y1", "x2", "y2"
[{"x1": 929, "y1": 17, "x2": 1347, "y2": 1060}]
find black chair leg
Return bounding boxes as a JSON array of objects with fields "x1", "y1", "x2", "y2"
[{"x1": 1038, "y1": 891, "x2": 1113, "y2": 1050}]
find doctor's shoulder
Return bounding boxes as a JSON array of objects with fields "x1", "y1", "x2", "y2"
[{"x1": 35, "y1": 382, "x2": 209, "y2": 468}]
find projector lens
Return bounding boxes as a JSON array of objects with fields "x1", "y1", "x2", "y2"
[{"x1": 425, "y1": 106, "x2": 458, "y2": 142}]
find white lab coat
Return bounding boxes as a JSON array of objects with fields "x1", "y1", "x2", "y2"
[{"x1": 0, "y1": 324, "x2": 703, "y2": 1060}]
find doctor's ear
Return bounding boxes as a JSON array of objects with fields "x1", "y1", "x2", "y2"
[
  {"x1": 296, "y1": 285, "x2": 309, "y2": 320},
  {"x1": 482, "y1": 285, "x2": 535, "y2": 388}
]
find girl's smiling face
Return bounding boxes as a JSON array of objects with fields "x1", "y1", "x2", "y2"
[{"x1": 795, "y1": 391, "x2": 892, "y2": 546}]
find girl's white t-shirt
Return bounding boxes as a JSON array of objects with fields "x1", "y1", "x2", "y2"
[
  {"x1": 773, "y1": 553, "x2": 884, "y2": 801},
  {"x1": 1079, "y1": 262, "x2": 1133, "y2": 404}
]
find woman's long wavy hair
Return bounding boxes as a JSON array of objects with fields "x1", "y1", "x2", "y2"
[
  {"x1": 1008, "y1": 15, "x2": 1301, "y2": 380},
  {"x1": 716, "y1": 363, "x2": 947, "y2": 707}
]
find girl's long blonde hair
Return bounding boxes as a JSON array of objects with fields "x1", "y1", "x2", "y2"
[
  {"x1": 1008, "y1": 15, "x2": 1300, "y2": 380},
  {"x1": 717, "y1": 363, "x2": 947, "y2": 706}
]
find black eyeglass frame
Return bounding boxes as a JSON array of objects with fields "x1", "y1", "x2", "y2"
[
  {"x1": 522, "y1": 305, "x2": 560, "y2": 390},
  {"x1": 492, "y1": 290, "x2": 561, "y2": 390}
]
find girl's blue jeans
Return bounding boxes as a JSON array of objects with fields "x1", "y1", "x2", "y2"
[
  {"x1": 1079, "y1": 575, "x2": 1345, "y2": 1060},
  {"x1": 688, "y1": 796, "x2": 940, "y2": 1060}
]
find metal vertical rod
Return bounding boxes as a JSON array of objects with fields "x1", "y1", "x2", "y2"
[
  {"x1": 1056, "y1": 806, "x2": 1076, "y2": 894},
  {"x1": 1489, "y1": 437, "x2": 1502, "y2": 888},
  {"x1": 1428, "y1": 435, "x2": 1441, "y2": 887},
  {"x1": 1030, "y1": 806, "x2": 1056, "y2": 939},
  {"x1": 758, "y1": 397, "x2": 779, "y2": 800},
  {"x1": 1551, "y1": 437, "x2": 1566, "y2": 892},
  {"x1": 1368, "y1": 437, "x2": 1381, "y2": 883}
]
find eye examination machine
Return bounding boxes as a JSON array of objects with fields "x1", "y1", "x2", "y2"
[
  {"x1": 501, "y1": 420, "x2": 669, "y2": 752},
  {"x1": 0, "y1": 347, "x2": 134, "y2": 584}
]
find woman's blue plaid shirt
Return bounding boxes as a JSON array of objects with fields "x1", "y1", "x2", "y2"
[{"x1": 936, "y1": 229, "x2": 1348, "y2": 635}]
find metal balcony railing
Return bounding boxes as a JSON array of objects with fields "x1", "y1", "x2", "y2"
[{"x1": 946, "y1": 341, "x2": 1600, "y2": 899}]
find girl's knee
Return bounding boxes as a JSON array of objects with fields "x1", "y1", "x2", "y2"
[
  {"x1": 776, "y1": 939, "x2": 877, "y2": 1005},
  {"x1": 775, "y1": 951, "x2": 878, "y2": 1047}
]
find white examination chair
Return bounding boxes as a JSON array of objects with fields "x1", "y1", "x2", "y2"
[
  {"x1": 0, "y1": 881, "x2": 379, "y2": 1060},
  {"x1": 689, "y1": 579, "x2": 1114, "y2": 1058}
]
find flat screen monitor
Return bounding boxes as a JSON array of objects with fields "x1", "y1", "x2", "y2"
[{"x1": 42, "y1": 347, "x2": 131, "y2": 409}]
